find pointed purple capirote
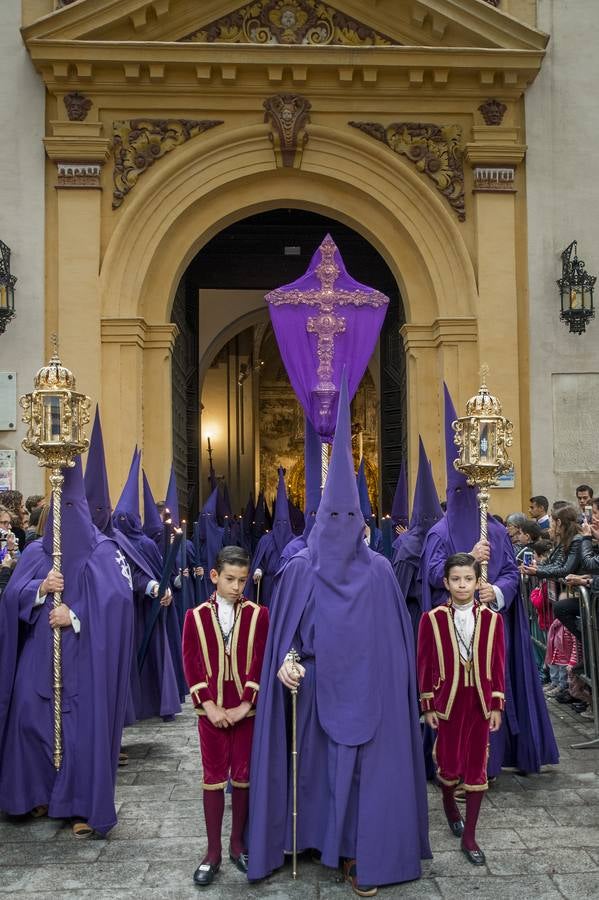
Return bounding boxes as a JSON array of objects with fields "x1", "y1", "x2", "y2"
[
  {"x1": 443, "y1": 382, "x2": 480, "y2": 550},
  {"x1": 113, "y1": 448, "x2": 142, "y2": 535},
  {"x1": 142, "y1": 471, "x2": 163, "y2": 542},
  {"x1": 391, "y1": 459, "x2": 409, "y2": 529},
  {"x1": 272, "y1": 467, "x2": 293, "y2": 555},
  {"x1": 44, "y1": 456, "x2": 95, "y2": 573},
  {"x1": 394, "y1": 437, "x2": 443, "y2": 573},
  {"x1": 356, "y1": 457, "x2": 372, "y2": 520},
  {"x1": 165, "y1": 464, "x2": 179, "y2": 526},
  {"x1": 307, "y1": 371, "x2": 379, "y2": 746},
  {"x1": 84, "y1": 406, "x2": 113, "y2": 534}
]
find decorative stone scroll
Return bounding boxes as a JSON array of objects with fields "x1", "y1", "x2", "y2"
[
  {"x1": 63, "y1": 92, "x2": 92, "y2": 122},
  {"x1": 56, "y1": 163, "x2": 101, "y2": 188},
  {"x1": 180, "y1": 0, "x2": 397, "y2": 46},
  {"x1": 473, "y1": 166, "x2": 515, "y2": 193},
  {"x1": 263, "y1": 94, "x2": 311, "y2": 167},
  {"x1": 111, "y1": 118, "x2": 223, "y2": 209},
  {"x1": 349, "y1": 121, "x2": 465, "y2": 221},
  {"x1": 478, "y1": 98, "x2": 507, "y2": 126},
  {"x1": 481, "y1": 0, "x2": 500, "y2": 6}
]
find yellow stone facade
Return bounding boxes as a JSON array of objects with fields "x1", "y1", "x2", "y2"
[{"x1": 22, "y1": 0, "x2": 548, "y2": 515}]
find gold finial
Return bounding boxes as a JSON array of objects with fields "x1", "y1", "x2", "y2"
[
  {"x1": 479, "y1": 363, "x2": 489, "y2": 388},
  {"x1": 50, "y1": 332, "x2": 59, "y2": 361}
]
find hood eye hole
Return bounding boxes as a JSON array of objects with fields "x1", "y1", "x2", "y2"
[{"x1": 331, "y1": 512, "x2": 339, "y2": 518}]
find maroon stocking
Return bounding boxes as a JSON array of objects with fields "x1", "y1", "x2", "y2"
[
  {"x1": 202, "y1": 789, "x2": 225, "y2": 864},
  {"x1": 230, "y1": 787, "x2": 249, "y2": 857},
  {"x1": 462, "y1": 790, "x2": 484, "y2": 851},
  {"x1": 441, "y1": 783, "x2": 461, "y2": 825}
]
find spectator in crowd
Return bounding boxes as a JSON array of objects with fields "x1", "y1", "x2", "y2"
[
  {"x1": 506, "y1": 512, "x2": 527, "y2": 550},
  {"x1": 533, "y1": 539, "x2": 553, "y2": 563},
  {"x1": 522, "y1": 507, "x2": 583, "y2": 587},
  {"x1": 518, "y1": 519, "x2": 542, "y2": 548},
  {"x1": 576, "y1": 484, "x2": 594, "y2": 513},
  {"x1": 0, "y1": 505, "x2": 19, "y2": 600},
  {"x1": 0, "y1": 490, "x2": 27, "y2": 552},
  {"x1": 25, "y1": 494, "x2": 44, "y2": 514},
  {"x1": 529, "y1": 496, "x2": 551, "y2": 529}
]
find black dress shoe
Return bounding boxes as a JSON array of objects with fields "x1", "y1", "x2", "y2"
[
  {"x1": 229, "y1": 850, "x2": 249, "y2": 874},
  {"x1": 448, "y1": 818, "x2": 465, "y2": 837},
  {"x1": 555, "y1": 690, "x2": 576, "y2": 704},
  {"x1": 193, "y1": 861, "x2": 221, "y2": 886},
  {"x1": 461, "y1": 845, "x2": 486, "y2": 866}
]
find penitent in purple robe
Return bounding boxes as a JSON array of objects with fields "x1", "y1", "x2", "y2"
[
  {"x1": 0, "y1": 459, "x2": 133, "y2": 835},
  {"x1": 112, "y1": 450, "x2": 182, "y2": 719},
  {"x1": 248, "y1": 375, "x2": 430, "y2": 887},
  {"x1": 277, "y1": 416, "x2": 322, "y2": 570},
  {"x1": 420, "y1": 384, "x2": 558, "y2": 774},
  {"x1": 248, "y1": 468, "x2": 294, "y2": 606}
]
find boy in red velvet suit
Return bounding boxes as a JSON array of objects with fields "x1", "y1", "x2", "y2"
[
  {"x1": 182, "y1": 546, "x2": 269, "y2": 887},
  {"x1": 418, "y1": 552, "x2": 505, "y2": 866}
]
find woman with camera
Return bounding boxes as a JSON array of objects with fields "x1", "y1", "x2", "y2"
[{"x1": 0, "y1": 505, "x2": 20, "y2": 600}]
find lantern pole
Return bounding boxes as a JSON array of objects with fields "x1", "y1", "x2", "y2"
[
  {"x1": 20, "y1": 336, "x2": 90, "y2": 770},
  {"x1": 452, "y1": 366, "x2": 514, "y2": 587},
  {"x1": 49, "y1": 469, "x2": 64, "y2": 769}
]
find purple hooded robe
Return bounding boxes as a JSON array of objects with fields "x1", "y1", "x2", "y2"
[
  {"x1": 247, "y1": 468, "x2": 294, "y2": 606},
  {"x1": 0, "y1": 459, "x2": 133, "y2": 835},
  {"x1": 420, "y1": 384, "x2": 558, "y2": 774},
  {"x1": 247, "y1": 375, "x2": 430, "y2": 887},
  {"x1": 112, "y1": 451, "x2": 182, "y2": 719}
]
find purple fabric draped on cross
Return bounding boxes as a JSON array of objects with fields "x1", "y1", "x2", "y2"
[{"x1": 265, "y1": 234, "x2": 389, "y2": 440}]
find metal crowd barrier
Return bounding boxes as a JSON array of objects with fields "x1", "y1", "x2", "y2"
[
  {"x1": 571, "y1": 585, "x2": 599, "y2": 750},
  {"x1": 521, "y1": 576, "x2": 599, "y2": 749}
]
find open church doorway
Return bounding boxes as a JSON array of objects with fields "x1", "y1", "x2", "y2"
[{"x1": 170, "y1": 208, "x2": 406, "y2": 522}]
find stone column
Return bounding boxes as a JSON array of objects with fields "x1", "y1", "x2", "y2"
[
  {"x1": 401, "y1": 318, "x2": 478, "y2": 496},
  {"x1": 465, "y1": 125, "x2": 528, "y2": 508},
  {"x1": 44, "y1": 121, "x2": 111, "y2": 414}
]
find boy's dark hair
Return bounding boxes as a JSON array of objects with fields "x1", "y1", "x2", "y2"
[
  {"x1": 215, "y1": 545, "x2": 251, "y2": 573},
  {"x1": 520, "y1": 520, "x2": 542, "y2": 543},
  {"x1": 530, "y1": 495, "x2": 549, "y2": 512},
  {"x1": 551, "y1": 500, "x2": 571, "y2": 514},
  {"x1": 444, "y1": 552, "x2": 481, "y2": 580},
  {"x1": 532, "y1": 538, "x2": 553, "y2": 559},
  {"x1": 25, "y1": 494, "x2": 44, "y2": 513},
  {"x1": 576, "y1": 484, "x2": 594, "y2": 497}
]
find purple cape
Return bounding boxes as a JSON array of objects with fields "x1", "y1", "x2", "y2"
[
  {"x1": 0, "y1": 463, "x2": 133, "y2": 834},
  {"x1": 248, "y1": 373, "x2": 430, "y2": 885},
  {"x1": 247, "y1": 549, "x2": 430, "y2": 884}
]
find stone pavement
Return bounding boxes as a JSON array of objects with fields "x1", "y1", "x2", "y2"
[{"x1": 1, "y1": 698, "x2": 599, "y2": 900}]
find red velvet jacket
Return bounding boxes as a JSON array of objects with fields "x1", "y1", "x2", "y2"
[
  {"x1": 417, "y1": 601, "x2": 505, "y2": 720},
  {"x1": 182, "y1": 595, "x2": 269, "y2": 715}
]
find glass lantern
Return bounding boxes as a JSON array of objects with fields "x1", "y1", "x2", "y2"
[
  {"x1": 558, "y1": 241, "x2": 596, "y2": 335},
  {"x1": 0, "y1": 240, "x2": 17, "y2": 335},
  {"x1": 21, "y1": 346, "x2": 90, "y2": 469},
  {"x1": 453, "y1": 373, "x2": 513, "y2": 490}
]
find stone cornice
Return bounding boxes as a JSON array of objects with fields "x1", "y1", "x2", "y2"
[
  {"x1": 101, "y1": 317, "x2": 179, "y2": 351},
  {"x1": 26, "y1": 40, "x2": 545, "y2": 96},
  {"x1": 400, "y1": 317, "x2": 478, "y2": 350},
  {"x1": 465, "y1": 126, "x2": 526, "y2": 166},
  {"x1": 22, "y1": 0, "x2": 549, "y2": 53},
  {"x1": 44, "y1": 135, "x2": 112, "y2": 164}
]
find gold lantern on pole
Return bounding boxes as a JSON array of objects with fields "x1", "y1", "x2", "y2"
[
  {"x1": 20, "y1": 337, "x2": 90, "y2": 769},
  {"x1": 452, "y1": 366, "x2": 514, "y2": 583}
]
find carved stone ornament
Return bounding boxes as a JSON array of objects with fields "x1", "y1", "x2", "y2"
[
  {"x1": 478, "y1": 98, "x2": 507, "y2": 126},
  {"x1": 56, "y1": 163, "x2": 101, "y2": 188},
  {"x1": 264, "y1": 94, "x2": 311, "y2": 167},
  {"x1": 180, "y1": 0, "x2": 397, "y2": 46},
  {"x1": 63, "y1": 92, "x2": 93, "y2": 122},
  {"x1": 349, "y1": 121, "x2": 465, "y2": 221},
  {"x1": 473, "y1": 166, "x2": 515, "y2": 193},
  {"x1": 482, "y1": 0, "x2": 500, "y2": 6},
  {"x1": 112, "y1": 119, "x2": 223, "y2": 209}
]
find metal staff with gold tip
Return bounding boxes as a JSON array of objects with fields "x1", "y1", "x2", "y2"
[
  {"x1": 452, "y1": 366, "x2": 514, "y2": 583},
  {"x1": 287, "y1": 647, "x2": 301, "y2": 879},
  {"x1": 20, "y1": 336, "x2": 90, "y2": 769}
]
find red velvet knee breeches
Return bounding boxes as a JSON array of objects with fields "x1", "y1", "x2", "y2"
[
  {"x1": 198, "y1": 709, "x2": 255, "y2": 790},
  {"x1": 434, "y1": 683, "x2": 490, "y2": 791}
]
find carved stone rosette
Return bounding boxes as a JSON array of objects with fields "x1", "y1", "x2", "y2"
[
  {"x1": 63, "y1": 92, "x2": 93, "y2": 122},
  {"x1": 264, "y1": 94, "x2": 311, "y2": 168},
  {"x1": 180, "y1": 0, "x2": 397, "y2": 46},
  {"x1": 349, "y1": 121, "x2": 466, "y2": 221},
  {"x1": 478, "y1": 98, "x2": 507, "y2": 126},
  {"x1": 112, "y1": 118, "x2": 223, "y2": 209},
  {"x1": 473, "y1": 166, "x2": 515, "y2": 193}
]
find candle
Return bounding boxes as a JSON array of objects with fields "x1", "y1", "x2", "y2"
[{"x1": 381, "y1": 515, "x2": 393, "y2": 560}]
